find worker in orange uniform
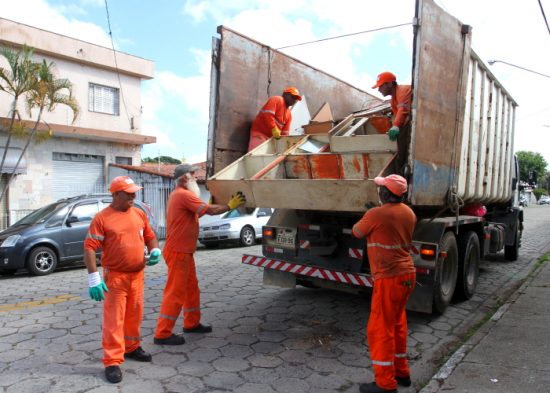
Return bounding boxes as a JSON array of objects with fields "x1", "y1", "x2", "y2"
[
  {"x1": 153, "y1": 164, "x2": 246, "y2": 345},
  {"x1": 352, "y1": 174, "x2": 417, "y2": 393},
  {"x1": 84, "y1": 176, "x2": 160, "y2": 384},
  {"x1": 247, "y1": 86, "x2": 302, "y2": 151},
  {"x1": 372, "y1": 72, "x2": 412, "y2": 176}
]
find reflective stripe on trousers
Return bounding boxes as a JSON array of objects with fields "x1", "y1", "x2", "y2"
[
  {"x1": 154, "y1": 250, "x2": 201, "y2": 339},
  {"x1": 367, "y1": 272, "x2": 415, "y2": 390},
  {"x1": 102, "y1": 269, "x2": 144, "y2": 367}
]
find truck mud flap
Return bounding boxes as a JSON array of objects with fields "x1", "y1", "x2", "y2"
[
  {"x1": 242, "y1": 254, "x2": 373, "y2": 287},
  {"x1": 243, "y1": 253, "x2": 436, "y2": 314}
]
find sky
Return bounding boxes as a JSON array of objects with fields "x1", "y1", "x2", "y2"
[{"x1": 3, "y1": 0, "x2": 550, "y2": 167}]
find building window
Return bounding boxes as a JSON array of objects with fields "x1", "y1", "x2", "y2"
[
  {"x1": 89, "y1": 83, "x2": 119, "y2": 115},
  {"x1": 115, "y1": 156, "x2": 132, "y2": 165}
]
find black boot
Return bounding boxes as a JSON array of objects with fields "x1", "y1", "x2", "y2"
[
  {"x1": 105, "y1": 365, "x2": 122, "y2": 383},
  {"x1": 359, "y1": 382, "x2": 397, "y2": 393},
  {"x1": 124, "y1": 346, "x2": 152, "y2": 362}
]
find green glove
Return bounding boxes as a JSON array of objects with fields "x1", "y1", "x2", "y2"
[
  {"x1": 146, "y1": 248, "x2": 161, "y2": 266},
  {"x1": 387, "y1": 126, "x2": 400, "y2": 141},
  {"x1": 88, "y1": 272, "x2": 108, "y2": 301},
  {"x1": 271, "y1": 127, "x2": 281, "y2": 139},
  {"x1": 227, "y1": 191, "x2": 246, "y2": 210}
]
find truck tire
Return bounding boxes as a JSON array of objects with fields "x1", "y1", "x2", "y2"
[
  {"x1": 504, "y1": 223, "x2": 520, "y2": 261},
  {"x1": 455, "y1": 231, "x2": 480, "y2": 300},
  {"x1": 433, "y1": 231, "x2": 458, "y2": 314}
]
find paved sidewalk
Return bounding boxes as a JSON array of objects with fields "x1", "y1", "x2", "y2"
[{"x1": 421, "y1": 258, "x2": 550, "y2": 393}]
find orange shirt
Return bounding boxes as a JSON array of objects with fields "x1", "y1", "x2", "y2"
[
  {"x1": 84, "y1": 206, "x2": 156, "y2": 272},
  {"x1": 250, "y1": 96, "x2": 292, "y2": 138},
  {"x1": 352, "y1": 203, "x2": 417, "y2": 280},
  {"x1": 391, "y1": 85, "x2": 412, "y2": 128},
  {"x1": 164, "y1": 187, "x2": 209, "y2": 254}
]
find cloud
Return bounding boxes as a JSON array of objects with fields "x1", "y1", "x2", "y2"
[
  {"x1": 141, "y1": 49, "x2": 211, "y2": 162},
  {"x1": 2, "y1": 0, "x2": 113, "y2": 48}
]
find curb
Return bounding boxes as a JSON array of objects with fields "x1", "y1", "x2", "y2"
[{"x1": 418, "y1": 249, "x2": 550, "y2": 393}]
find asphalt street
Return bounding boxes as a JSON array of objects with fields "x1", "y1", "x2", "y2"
[{"x1": 1, "y1": 205, "x2": 549, "y2": 393}]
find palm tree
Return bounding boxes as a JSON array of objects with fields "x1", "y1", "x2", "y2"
[
  {"x1": 0, "y1": 59, "x2": 79, "y2": 201},
  {"x1": 0, "y1": 45, "x2": 39, "y2": 174}
]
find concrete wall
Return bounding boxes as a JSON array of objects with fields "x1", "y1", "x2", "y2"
[
  {"x1": 3, "y1": 135, "x2": 140, "y2": 212},
  {"x1": 0, "y1": 17, "x2": 155, "y2": 223}
]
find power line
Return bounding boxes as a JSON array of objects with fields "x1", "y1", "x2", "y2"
[
  {"x1": 538, "y1": 0, "x2": 550, "y2": 35},
  {"x1": 276, "y1": 22, "x2": 412, "y2": 50},
  {"x1": 104, "y1": 0, "x2": 133, "y2": 129}
]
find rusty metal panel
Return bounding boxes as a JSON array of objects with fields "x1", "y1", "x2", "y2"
[
  {"x1": 410, "y1": 0, "x2": 472, "y2": 206},
  {"x1": 209, "y1": 26, "x2": 382, "y2": 174},
  {"x1": 410, "y1": 0, "x2": 517, "y2": 208}
]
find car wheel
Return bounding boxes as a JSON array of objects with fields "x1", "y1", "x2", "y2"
[
  {"x1": 240, "y1": 226, "x2": 255, "y2": 246},
  {"x1": 27, "y1": 246, "x2": 58, "y2": 276},
  {"x1": 0, "y1": 268, "x2": 17, "y2": 276}
]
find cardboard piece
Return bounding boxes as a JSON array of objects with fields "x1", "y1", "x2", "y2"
[{"x1": 304, "y1": 102, "x2": 335, "y2": 135}]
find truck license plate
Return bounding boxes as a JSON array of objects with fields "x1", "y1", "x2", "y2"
[{"x1": 276, "y1": 229, "x2": 296, "y2": 246}]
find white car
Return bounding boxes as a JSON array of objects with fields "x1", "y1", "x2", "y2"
[{"x1": 199, "y1": 207, "x2": 273, "y2": 247}]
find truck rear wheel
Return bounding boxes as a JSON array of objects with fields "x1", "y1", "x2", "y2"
[
  {"x1": 455, "y1": 231, "x2": 480, "y2": 300},
  {"x1": 504, "y1": 222, "x2": 520, "y2": 261},
  {"x1": 433, "y1": 231, "x2": 458, "y2": 314}
]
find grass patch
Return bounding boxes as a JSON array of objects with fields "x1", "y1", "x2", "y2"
[{"x1": 534, "y1": 252, "x2": 550, "y2": 269}]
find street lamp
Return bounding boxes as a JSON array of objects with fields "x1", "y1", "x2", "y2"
[{"x1": 487, "y1": 60, "x2": 550, "y2": 79}]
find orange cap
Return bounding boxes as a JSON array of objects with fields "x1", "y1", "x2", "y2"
[
  {"x1": 283, "y1": 86, "x2": 302, "y2": 101},
  {"x1": 109, "y1": 176, "x2": 142, "y2": 193},
  {"x1": 374, "y1": 174, "x2": 407, "y2": 196},
  {"x1": 372, "y1": 71, "x2": 397, "y2": 89}
]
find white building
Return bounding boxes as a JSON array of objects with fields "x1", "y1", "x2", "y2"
[{"x1": 0, "y1": 17, "x2": 156, "y2": 228}]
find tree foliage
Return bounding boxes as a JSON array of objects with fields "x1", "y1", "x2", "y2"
[
  {"x1": 0, "y1": 48, "x2": 79, "y2": 201},
  {"x1": 142, "y1": 156, "x2": 182, "y2": 164},
  {"x1": 0, "y1": 45, "x2": 39, "y2": 174},
  {"x1": 516, "y1": 151, "x2": 548, "y2": 185}
]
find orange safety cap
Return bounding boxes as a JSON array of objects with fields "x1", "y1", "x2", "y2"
[
  {"x1": 374, "y1": 174, "x2": 407, "y2": 196},
  {"x1": 283, "y1": 86, "x2": 302, "y2": 100},
  {"x1": 372, "y1": 71, "x2": 397, "y2": 89},
  {"x1": 109, "y1": 176, "x2": 143, "y2": 193}
]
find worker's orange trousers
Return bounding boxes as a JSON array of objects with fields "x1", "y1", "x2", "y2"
[
  {"x1": 367, "y1": 272, "x2": 416, "y2": 390},
  {"x1": 247, "y1": 130, "x2": 271, "y2": 151},
  {"x1": 154, "y1": 250, "x2": 201, "y2": 339},
  {"x1": 102, "y1": 268, "x2": 144, "y2": 367}
]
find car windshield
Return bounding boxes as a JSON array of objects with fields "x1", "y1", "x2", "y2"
[
  {"x1": 12, "y1": 201, "x2": 70, "y2": 226},
  {"x1": 222, "y1": 208, "x2": 255, "y2": 219}
]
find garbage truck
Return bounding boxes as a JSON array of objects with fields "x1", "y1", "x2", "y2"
[{"x1": 205, "y1": 0, "x2": 523, "y2": 314}]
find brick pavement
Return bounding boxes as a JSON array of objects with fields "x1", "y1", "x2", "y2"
[{"x1": 0, "y1": 206, "x2": 549, "y2": 393}]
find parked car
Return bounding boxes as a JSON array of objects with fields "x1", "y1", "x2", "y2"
[
  {"x1": 199, "y1": 207, "x2": 273, "y2": 247},
  {"x1": 519, "y1": 194, "x2": 529, "y2": 207},
  {"x1": 538, "y1": 195, "x2": 550, "y2": 205},
  {"x1": 0, "y1": 194, "x2": 157, "y2": 276}
]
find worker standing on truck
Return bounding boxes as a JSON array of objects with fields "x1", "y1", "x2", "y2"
[
  {"x1": 247, "y1": 86, "x2": 302, "y2": 151},
  {"x1": 84, "y1": 176, "x2": 161, "y2": 384},
  {"x1": 372, "y1": 72, "x2": 412, "y2": 177},
  {"x1": 352, "y1": 174, "x2": 417, "y2": 393},
  {"x1": 153, "y1": 164, "x2": 246, "y2": 345}
]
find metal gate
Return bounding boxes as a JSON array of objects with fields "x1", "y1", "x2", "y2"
[
  {"x1": 52, "y1": 153, "x2": 105, "y2": 200},
  {"x1": 141, "y1": 181, "x2": 172, "y2": 239}
]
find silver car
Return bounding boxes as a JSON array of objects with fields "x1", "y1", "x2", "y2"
[{"x1": 199, "y1": 207, "x2": 273, "y2": 247}]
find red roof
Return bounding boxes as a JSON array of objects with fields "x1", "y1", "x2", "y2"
[{"x1": 111, "y1": 161, "x2": 207, "y2": 182}]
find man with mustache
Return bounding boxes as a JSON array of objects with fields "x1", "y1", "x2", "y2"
[
  {"x1": 84, "y1": 176, "x2": 160, "y2": 384},
  {"x1": 153, "y1": 163, "x2": 246, "y2": 345}
]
